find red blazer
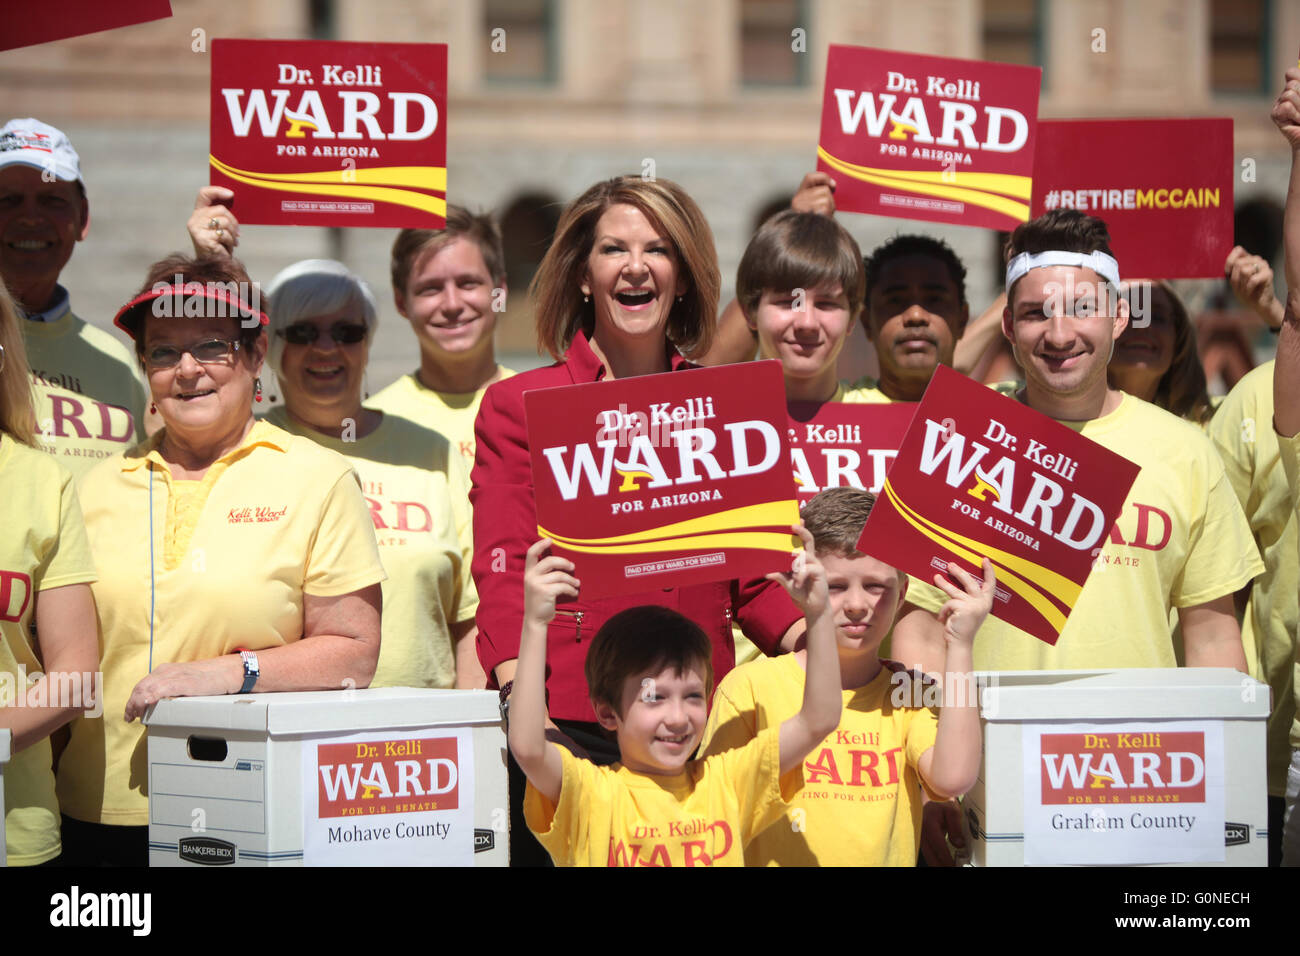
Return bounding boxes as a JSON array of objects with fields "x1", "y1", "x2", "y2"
[{"x1": 470, "y1": 331, "x2": 802, "y2": 723}]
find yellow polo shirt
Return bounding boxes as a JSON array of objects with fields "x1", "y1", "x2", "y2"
[
  {"x1": 57, "y1": 420, "x2": 385, "y2": 825},
  {"x1": 263, "y1": 406, "x2": 477, "y2": 688},
  {"x1": 367, "y1": 366, "x2": 515, "y2": 472},
  {"x1": 0, "y1": 434, "x2": 97, "y2": 864}
]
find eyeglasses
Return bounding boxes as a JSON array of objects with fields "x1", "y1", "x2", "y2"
[
  {"x1": 278, "y1": 322, "x2": 369, "y2": 346},
  {"x1": 145, "y1": 338, "x2": 240, "y2": 369}
]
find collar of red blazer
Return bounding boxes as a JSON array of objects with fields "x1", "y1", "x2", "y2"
[{"x1": 565, "y1": 329, "x2": 695, "y2": 383}]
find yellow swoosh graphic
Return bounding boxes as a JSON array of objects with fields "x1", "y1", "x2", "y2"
[
  {"x1": 539, "y1": 500, "x2": 799, "y2": 547},
  {"x1": 818, "y1": 147, "x2": 1030, "y2": 221},
  {"x1": 538, "y1": 527, "x2": 795, "y2": 556},
  {"x1": 817, "y1": 146, "x2": 1031, "y2": 198},
  {"x1": 209, "y1": 155, "x2": 446, "y2": 217},
  {"x1": 882, "y1": 479, "x2": 1076, "y2": 635}
]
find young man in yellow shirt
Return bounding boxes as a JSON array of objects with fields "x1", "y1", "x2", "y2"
[
  {"x1": 367, "y1": 207, "x2": 515, "y2": 472},
  {"x1": 702, "y1": 487, "x2": 993, "y2": 865}
]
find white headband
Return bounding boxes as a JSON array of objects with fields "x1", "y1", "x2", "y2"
[{"x1": 1005, "y1": 250, "x2": 1121, "y2": 291}]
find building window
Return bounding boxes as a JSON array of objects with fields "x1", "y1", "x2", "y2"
[
  {"x1": 982, "y1": 0, "x2": 1041, "y2": 68},
  {"x1": 1210, "y1": 0, "x2": 1269, "y2": 95},
  {"x1": 484, "y1": 0, "x2": 555, "y2": 85},
  {"x1": 741, "y1": 0, "x2": 807, "y2": 87},
  {"x1": 499, "y1": 193, "x2": 561, "y2": 299}
]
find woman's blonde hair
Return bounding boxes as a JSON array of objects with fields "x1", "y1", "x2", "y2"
[
  {"x1": 0, "y1": 282, "x2": 35, "y2": 446},
  {"x1": 530, "y1": 176, "x2": 720, "y2": 361}
]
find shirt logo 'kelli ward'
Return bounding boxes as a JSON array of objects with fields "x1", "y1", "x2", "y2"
[{"x1": 228, "y1": 506, "x2": 288, "y2": 524}]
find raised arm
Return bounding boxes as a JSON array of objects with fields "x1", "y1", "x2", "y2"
[
  {"x1": 1272, "y1": 58, "x2": 1300, "y2": 437},
  {"x1": 187, "y1": 185, "x2": 240, "y2": 259},
  {"x1": 772, "y1": 525, "x2": 841, "y2": 775},
  {"x1": 507, "y1": 538, "x2": 578, "y2": 804}
]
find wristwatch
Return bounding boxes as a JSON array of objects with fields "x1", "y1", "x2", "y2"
[{"x1": 238, "y1": 650, "x2": 260, "y2": 695}]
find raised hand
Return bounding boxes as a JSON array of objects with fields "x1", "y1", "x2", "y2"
[
  {"x1": 932, "y1": 557, "x2": 996, "y2": 648},
  {"x1": 1271, "y1": 56, "x2": 1300, "y2": 151},
  {"x1": 523, "y1": 538, "x2": 579, "y2": 628},
  {"x1": 1224, "y1": 246, "x2": 1282, "y2": 327},
  {"x1": 766, "y1": 523, "x2": 829, "y2": 618},
  {"x1": 187, "y1": 185, "x2": 240, "y2": 258},
  {"x1": 791, "y1": 171, "x2": 837, "y2": 216}
]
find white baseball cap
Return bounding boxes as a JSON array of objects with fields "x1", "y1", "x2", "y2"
[{"x1": 0, "y1": 118, "x2": 82, "y2": 183}]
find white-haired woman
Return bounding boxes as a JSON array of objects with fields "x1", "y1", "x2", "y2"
[
  {"x1": 0, "y1": 282, "x2": 99, "y2": 866},
  {"x1": 190, "y1": 191, "x2": 481, "y2": 690}
]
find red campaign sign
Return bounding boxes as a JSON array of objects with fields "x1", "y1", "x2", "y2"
[
  {"x1": 209, "y1": 39, "x2": 447, "y2": 228},
  {"x1": 1039, "y1": 731, "x2": 1206, "y2": 805},
  {"x1": 857, "y1": 365, "x2": 1139, "y2": 645},
  {"x1": 817, "y1": 44, "x2": 1041, "y2": 231},
  {"x1": 786, "y1": 401, "x2": 916, "y2": 506},
  {"x1": 1030, "y1": 119, "x2": 1233, "y2": 279},
  {"x1": 526, "y1": 361, "x2": 799, "y2": 600},
  {"x1": 0, "y1": 1, "x2": 171, "y2": 53},
  {"x1": 317, "y1": 736, "x2": 460, "y2": 818}
]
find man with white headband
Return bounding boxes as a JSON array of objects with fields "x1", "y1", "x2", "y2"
[
  {"x1": 894, "y1": 208, "x2": 1259, "y2": 677},
  {"x1": 0, "y1": 118, "x2": 146, "y2": 475}
]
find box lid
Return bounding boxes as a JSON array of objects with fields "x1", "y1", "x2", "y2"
[
  {"x1": 979, "y1": 668, "x2": 1270, "y2": 721},
  {"x1": 145, "y1": 688, "x2": 501, "y2": 735},
  {"x1": 0, "y1": 728, "x2": 9, "y2": 763}
]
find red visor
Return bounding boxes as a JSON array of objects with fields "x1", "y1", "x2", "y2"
[{"x1": 114, "y1": 283, "x2": 270, "y2": 340}]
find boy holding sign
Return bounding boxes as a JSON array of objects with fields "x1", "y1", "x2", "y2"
[
  {"x1": 894, "y1": 209, "x2": 1260, "y2": 674},
  {"x1": 701, "y1": 487, "x2": 992, "y2": 865},
  {"x1": 510, "y1": 531, "x2": 839, "y2": 867}
]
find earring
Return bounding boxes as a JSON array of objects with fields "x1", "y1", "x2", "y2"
[
  {"x1": 0, "y1": 342, "x2": 5, "y2": 373},
  {"x1": 676, "y1": 295, "x2": 684, "y2": 303},
  {"x1": 149, "y1": 401, "x2": 157, "y2": 415},
  {"x1": 254, "y1": 379, "x2": 264, "y2": 403},
  {"x1": 363, "y1": 372, "x2": 370, "y2": 401},
  {"x1": 583, "y1": 294, "x2": 590, "y2": 303}
]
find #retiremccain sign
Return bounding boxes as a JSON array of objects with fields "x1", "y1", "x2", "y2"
[
  {"x1": 858, "y1": 366, "x2": 1139, "y2": 646},
  {"x1": 526, "y1": 362, "x2": 799, "y2": 599},
  {"x1": 210, "y1": 38, "x2": 447, "y2": 228},
  {"x1": 817, "y1": 44, "x2": 1041, "y2": 231}
]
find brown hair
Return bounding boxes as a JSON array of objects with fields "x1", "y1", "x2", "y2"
[
  {"x1": 0, "y1": 282, "x2": 35, "y2": 445},
  {"x1": 585, "y1": 605, "x2": 713, "y2": 717},
  {"x1": 125, "y1": 254, "x2": 266, "y2": 359},
  {"x1": 1115, "y1": 280, "x2": 1214, "y2": 425},
  {"x1": 801, "y1": 486, "x2": 877, "y2": 557},
  {"x1": 1004, "y1": 209, "x2": 1116, "y2": 303},
  {"x1": 390, "y1": 204, "x2": 506, "y2": 295},
  {"x1": 735, "y1": 210, "x2": 865, "y2": 322},
  {"x1": 530, "y1": 176, "x2": 720, "y2": 360}
]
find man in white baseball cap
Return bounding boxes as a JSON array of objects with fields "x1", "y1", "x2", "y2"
[{"x1": 0, "y1": 117, "x2": 146, "y2": 475}]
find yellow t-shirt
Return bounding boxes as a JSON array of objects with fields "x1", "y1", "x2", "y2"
[
  {"x1": 523, "y1": 726, "x2": 802, "y2": 866},
  {"x1": 908, "y1": 393, "x2": 1264, "y2": 670},
  {"x1": 263, "y1": 406, "x2": 477, "y2": 689},
  {"x1": 840, "y1": 374, "x2": 1020, "y2": 404},
  {"x1": 57, "y1": 420, "x2": 386, "y2": 825},
  {"x1": 0, "y1": 434, "x2": 98, "y2": 864},
  {"x1": 23, "y1": 302, "x2": 147, "y2": 479},
  {"x1": 367, "y1": 366, "x2": 515, "y2": 472},
  {"x1": 702, "y1": 655, "x2": 938, "y2": 866},
  {"x1": 1208, "y1": 361, "x2": 1297, "y2": 794}
]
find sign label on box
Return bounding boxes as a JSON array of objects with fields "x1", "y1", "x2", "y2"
[{"x1": 1022, "y1": 720, "x2": 1225, "y2": 865}]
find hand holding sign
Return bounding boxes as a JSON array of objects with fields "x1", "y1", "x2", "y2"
[
  {"x1": 766, "y1": 524, "x2": 829, "y2": 619},
  {"x1": 523, "y1": 538, "x2": 580, "y2": 628},
  {"x1": 1271, "y1": 54, "x2": 1300, "y2": 152},
  {"x1": 791, "y1": 171, "x2": 837, "y2": 217},
  {"x1": 932, "y1": 557, "x2": 996, "y2": 648},
  {"x1": 188, "y1": 185, "x2": 240, "y2": 259}
]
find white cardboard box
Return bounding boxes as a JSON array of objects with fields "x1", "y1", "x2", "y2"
[
  {"x1": 1, "y1": 729, "x2": 9, "y2": 867},
  {"x1": 145, "y1": 688, "x2": 507, "y2": 866},
  {"x1": 966, "y1": 668, "x2": 1269, "y2": 866}
]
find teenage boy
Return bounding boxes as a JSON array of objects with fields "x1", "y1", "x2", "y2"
[
  {"x1": 368, "y1": 208, "x2": 515, "y2": 470},
  {"x1": 509, "y1": 530, "x2": 840, "y2": 867},
  {"x1": 0, "y1": 117, "x2": 146, "y2": 474},
  {"x1": 701, "y1": 487, "x2": 992, "y2": 866},
  {"x1": 894, "y1": 209, "x2": 1261, "y2": 675}
]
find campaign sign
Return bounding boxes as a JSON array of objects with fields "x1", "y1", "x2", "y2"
[
  {"x1": 526, "y1": 361, "x2": 799, "y2": 599},
  {"x1": 1030, "y1": 119, "x2": 1233, "y2": 278},
  {"x1": 1023, "y1": 721, "x2": 1225, "y2": 864},
  {"x1": 303, "y1": 728, "x2": 474, "y2": 866},
  {"x1": 817, "y1": 44, "x2": 1041, "y2": 231},
  {"x1": 0, "y1": 0, "x2": 171, "y2": 53},
  {"x1": 857, "y1": 365, "x2": 1139, "y2": 645},
  {"x1": 786, "y1": 400, "x2": 916, "y2": 505},
  {"x1": 210, "y1": 39, "x2": 447, "y2": 228}
]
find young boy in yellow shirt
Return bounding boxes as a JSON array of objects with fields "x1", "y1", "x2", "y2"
[
  {"x1": 701, "y1": 487, "x2": 994, "y2": 865},
  {"x1": 509, "y1": 529, "x2": 841, "y2": 867}
]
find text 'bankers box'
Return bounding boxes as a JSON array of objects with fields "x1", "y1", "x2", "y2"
[{"x1": 145, "y1": 688, "x2": 507, "y2": 866}]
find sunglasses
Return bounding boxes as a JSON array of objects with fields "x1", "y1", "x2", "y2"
[
  {"x1": 278, "y1": 322, "x2": 369, "y2": 346},
  {"x1": 145, "y1": 338, "x2": 240, "y2": 370}
]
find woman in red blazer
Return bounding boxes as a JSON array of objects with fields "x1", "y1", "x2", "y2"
[{"x1": 470, "y1": 177, "x2": 802, "y2": 861}]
